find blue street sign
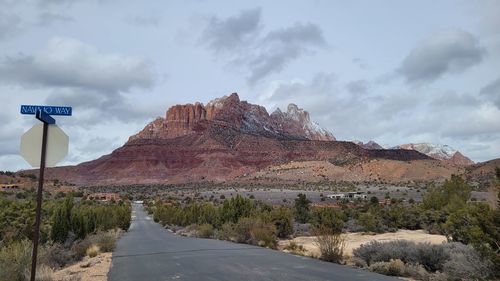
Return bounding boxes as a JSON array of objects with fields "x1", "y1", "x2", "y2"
[
  {"x1": 35, "y1": 110, "x2": 55, "y2": 124},
  {"x1": 20, "y1": 105, "x2": 72, "y2": 116}
]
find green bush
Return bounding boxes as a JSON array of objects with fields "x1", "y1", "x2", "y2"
[
  {"x1": 234, "y1": 218, "x2": 277, "y2": 248},
  {"x1": 310, "y1": 208, "x2": 344, "y2": 233},
  {"x1": 269, "y1": 206, "x2": 293, "y2": 238},
  {"x1": 294, "y1": 193, "x2": 311, "y2": 223},
  {"x1": 51, "y1": 194, "x2": 131, "y2": 243},
  {"x1": 357, "y1": 212, "x2": 382, "y2": 233}
]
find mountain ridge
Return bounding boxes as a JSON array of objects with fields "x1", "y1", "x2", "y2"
[{"x1": 27, "y1": 93, "x2": 492, "y2": 186}]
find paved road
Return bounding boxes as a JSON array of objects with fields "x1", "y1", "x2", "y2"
[{"x1": 108, "y1": 204, "x2": 396, "y2": 281}]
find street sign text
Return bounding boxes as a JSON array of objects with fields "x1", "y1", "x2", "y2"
[{"x1": 20, "y1": 105, "x2": 72, "y2": 116}]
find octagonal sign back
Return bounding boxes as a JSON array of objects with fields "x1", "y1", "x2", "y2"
[{"x1": 20, "y1": 124, "x2": 69, "y2": 167}]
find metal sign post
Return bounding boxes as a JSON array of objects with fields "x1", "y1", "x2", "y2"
[{"x1": 20, "y1": 105, "x2": 71, "y2": 281}]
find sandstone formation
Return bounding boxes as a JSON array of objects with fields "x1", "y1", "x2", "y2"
[
  {"x1": 129, "y1": 93, "x2": 335, "y2": 142},
  {"x1": 34, "y1": 93, "x2": 488, "y2": 186}
]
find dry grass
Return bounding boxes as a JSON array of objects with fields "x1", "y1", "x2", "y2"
[{"x1": 85, "y1": 245, "x2": 100, "y2": 258}]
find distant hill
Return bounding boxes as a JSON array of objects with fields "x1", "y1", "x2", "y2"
[{"x1": 394, "y1": 143, "x2": 474, "y2": 166}]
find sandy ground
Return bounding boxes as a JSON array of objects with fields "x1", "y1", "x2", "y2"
[
  {"x1": 279, "y1": 230, "x2": 447, "y2": 257},
  {"x1": 53, "y1": 253, "x2": 112, "y2": 281}
]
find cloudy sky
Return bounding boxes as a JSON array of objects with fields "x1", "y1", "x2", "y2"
[{"x1": 1, "y1": 0, "x2": 499, "y2": 171}]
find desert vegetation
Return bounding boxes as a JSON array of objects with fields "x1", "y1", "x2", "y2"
[
  {"x1": 147, "y1": 172, "x2": 500, "y2": 280},
  {"x1": 0, "y1": 192, "x2": 131, "y2": 281}
]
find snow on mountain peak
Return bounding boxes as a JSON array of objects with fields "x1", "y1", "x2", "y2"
[{"x1": 395, "y1": 143, "x2": 457, "y2": 160}]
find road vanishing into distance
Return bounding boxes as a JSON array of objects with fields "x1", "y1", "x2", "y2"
[{"x1": 108, "y1": 204, "x2": 396, "y2": 281}]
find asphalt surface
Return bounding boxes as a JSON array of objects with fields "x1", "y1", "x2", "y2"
[{"x1": 108, "y1": 204, "x2": 397, "y2": 281}]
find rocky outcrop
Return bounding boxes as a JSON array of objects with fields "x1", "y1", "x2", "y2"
[
  {"x1": 353, "y1": 140, "x2": 383, "y2": 150},
  {"x1": 449, "y1": 151, "x2": 475, "y2": 166},
  {"x1": 394, "y1": 143, "x2": 474, "y2": 166},
  {"x1": 270, "y1": 104, "x2": 335, "y2": 141},
  {"x1": 129, "y1": 93, "x2": 335, "y2": 142}
]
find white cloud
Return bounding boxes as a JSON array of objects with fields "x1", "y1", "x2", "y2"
[
  {"x1": 0, "y1": 37, "x2": 154, "y2": 93},
  {"x1": 201, "y1": 9, "x2": 326, "y2": 84},
  {"x1": 398, "y1": 29, "x2": 485, "y2": 84}
]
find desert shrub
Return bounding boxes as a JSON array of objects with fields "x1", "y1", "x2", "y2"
[
  {"x1": 85, "y1": 245, "x2": 100, "y2": 258},
  {"x1": 234, "y1": 218, "x2": 277, "y2": 248},
  {"x1": 23, "y1": 265, "x2": 54, "y2": 281},
  {"x1": 44, "y1": 243, "x2": 75, "y2": 268},
  {"x1": 357, "y1": 212, "x2": 383, "y2": 233},
  {"x1": 314, "y1": 229, "x2": 345, "y2": 263},
  {"x1": 442, "y1": 242, "x2": 494, "y2": 281},
  {"x1": 71, "y1": 230, "x2": 118, "y2": 259},
  {"x1": 234, "y1": 218, "x2": 254, "y2": 243},
  {"x1": 354, "y1": 240, "x2": 495, "y2": 279},
  {"x1": 294, "y1": 193, "x2": 311, "y2": 223},
  {"x1": 368, "y1": 259, "x2": 431, "y2": 280},
  {"x1": 369, "y1": 259, "x2": 405, "y2": 276},
  {"x1": 251, "y1": 223, "x2": 277, "y2": 248},
  {"x1": 194, "y1": 224, "x2": 214, "y2": 238},
  {"x1": 269, "y1": 206, "x2": 293, "y2": 238},
  {"x1": 350, "y1": 257, "x2": 367, "y2": 268},
  {"x1": 71, "y1": 238, "x2": 92, "y2": 260},
  {"x1": 51, "y1": 194, "x2": 131, "y2": 243},
  {"x1": 93, "y1": 231, "x2": 118, "y2": 252},
  {"x1": 416, "y1": 242, "x2": 447, "y2": 272},
  {"x1": 216, "y1": 223, "x2": 236, "y2": 241},
  {"x1": 310, "y1": 208, "x2": 344, "y2": 233},
  {"x1": 353, "y1": 240, "x2": 439, "y2": 268},
  {"x1": 283, "y1": 241, "x2": 305, "y2": 255},
  {"x1": 220, "y1": 195, "x2": 254, "y2": 224},
  {"x1": 0, "y1": 240, "x2": 52, "y2": 281}
]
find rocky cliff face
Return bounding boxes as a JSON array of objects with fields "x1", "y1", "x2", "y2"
[
  {"x1": 129, "y1": 93, "x2": 335, "y2": 142},
  {"x1": 395, "y1": 143, "x2": 474, "y2": 166}
]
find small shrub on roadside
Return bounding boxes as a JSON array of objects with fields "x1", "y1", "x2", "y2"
[
  {"x1": 284, "y1": 241, "x2": 305, "y2": 255},
  {"x1": 23, "y1": 265, "x2": 54, "y2": 281},
  {"x1": 0, "y1": 240, "x2": 51, "y2": 281},
  {"x1": 234, "y1": 218, "x2": 277, "y2": 248},
  {"x1": 368, "y1": 259, "x2": 431, "y2": 280},
  {"x1": 94, "y1": 231, "x2": 118, "y2": 252},
  {"x1": 44, "y1": 243, "x2": 75, "y2": 268},
  {"x1": 216, "y1": 223, "x2": 235, "y2": 241},
  {"x1": 85, "y1": 245, "x2": 100, "y2": 258},
  {"x1": 194, "y1": 224, "x2": 214, "y2": 238},
  {"x1": 71, "y1": 238, "x2": 92, "y2": 260},
  {"x1": 314, "y1": 229, "x2": 345, "y2": 263},
  {"x1": 369, "y1": 259, "x2": 405, "y2": 276}
]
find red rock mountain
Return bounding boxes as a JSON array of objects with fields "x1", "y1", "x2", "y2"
[
  {"x1": 353, "y1": 140, "x2": 384, "y2": 150},
  {"x1": 129, "y1": 93, "x2": 335, "y2": 142},
  {"x1": 39, "y1": 93, "x2": 443, "y2": 185}
]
